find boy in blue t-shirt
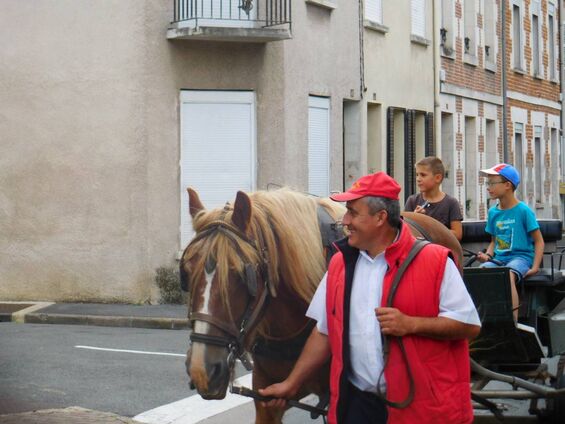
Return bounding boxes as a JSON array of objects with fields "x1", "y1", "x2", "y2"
[{"x1": 477, "y1": 163, "x2": 544, "y2": 320}]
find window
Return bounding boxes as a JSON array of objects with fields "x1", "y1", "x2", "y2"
[
  {"x1": 484, "y1": 0, "x2": 495, "y2": 64},
  {"x1": 441, "y1": 0, "x2": 454, "y2": 54},
  {"x1": 180, "y1": 90, "x2": 256, "y2": 248},
  {"x1": 465, "y1": 117, "x2": 477, "y2": 219},
  {"x1": 367, "y1": 103, "x2": 383, "y2": 174},
  {"x1": 308, "y1": 96, "x2": 330, "y2": 197},
  {"x1": 534, "y1": 126, "x2": 543, "y2": 204},
  {"x1": 548, "y1": 2, "x2": 557, "y2": 80},
  {"x1": 366, "y1": 0, "x2": 383, "y2": 25},
  {"x1": 485, "y1": 119, "x2": 497, "y2": 168},
  {"x1": 512, "y1": 4, "x2": 523, "y2": 69},
  {"x1": 464, "y1": 0, "x2": 476, "y2": 55},
  {"x1": 441, "y1": 113, "x2": 455, "y2": 196},
  {"x1": 514, "y1": 123, "x2": 524, "y2": 199},
  {"x1": 411, "y1": 0, "x2": 426, "y2": 38},
  {"x1": 532, "y1": 6, "x2": 541, "y2": 76}
]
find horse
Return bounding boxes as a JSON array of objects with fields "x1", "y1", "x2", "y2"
[{"x1": 180, "y1": 188, "x2": 462, "y2": 424}]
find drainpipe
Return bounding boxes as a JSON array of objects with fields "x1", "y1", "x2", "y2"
[
  {"x1": 433, "y1": 0, "x2": 442, "y2": 156},
  {"x1": 501, "y1": 0, "x2": 509, "y2": 162},
  {"x1": 556, "y1": 1, "x2": 565, "y2": 214}
]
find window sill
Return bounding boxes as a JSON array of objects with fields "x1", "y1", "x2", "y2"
[
  {"x1": 410, "y1": 34, "x2": 430, "y2": 46},
  {"x1": 305, "y1": 0, "x2": 336, "y2": 10},
  {"x1": 485, "y1": 60, "x2": 496, "y2": 73},
  {"x1": 513, "y1": 66, "x2": 526, "y2": 75},
  {"x1": 533, "y1": 72, "x2": 543, "y2": 80},
  {"x1": 441, "y1": 46, "x2": 455, "y2": 58},
  {"x1": 550, "y1": 78, "x2": 559, "y2": 84},
  {"x1": 463, "y1": 53, "x2": 478, "y2": 67},
  {"x1": 364, "y1": 20, "x2": 389, "y2": 34}
]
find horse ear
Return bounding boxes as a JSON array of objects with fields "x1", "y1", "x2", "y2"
[
  {"x1": 187, "y1": 187, "x2": 205, "y2": 218},
  {"x1": 232, "y1": 191, "x2": 252, "y2": 232}
]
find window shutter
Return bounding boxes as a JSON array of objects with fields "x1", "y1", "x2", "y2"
[
  {"x1": 365, "y1": 0, "x2": 383, "y2": 24},
  {"x1": 308, "y1": 96, "x2": 330, "y2": 197},
  {"x1": 411, "y1": 0, "x2": 426, "y2": 37},
  {"x1": 180, "y1": 91, "x2": 256, "y2": 248}
]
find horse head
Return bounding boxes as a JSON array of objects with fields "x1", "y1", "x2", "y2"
[{"x1": 181, "y1": 188, "x2": 271, "y2": 399}]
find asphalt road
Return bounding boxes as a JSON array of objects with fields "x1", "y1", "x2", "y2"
[
  {"x1": 0, "y1": 322, "x2": 547, "y2": 423},
  {"x1": 0, "y1": 323, "x2": 195, "y2": 416}
]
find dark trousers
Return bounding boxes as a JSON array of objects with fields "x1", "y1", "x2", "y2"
[{"x1": 343, "y1": 382, "x2": 388, "y2": 424}]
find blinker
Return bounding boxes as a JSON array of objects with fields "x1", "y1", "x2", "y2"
[
  {"x1": 180, "y1": 260, "x2": 190, "y2": 292},
  {"x1": 205, "y1": 256, "x2": 216, "y2": 274},
  {"x1": 245, "y1": 263, "x2": 258, "y2": 297}
]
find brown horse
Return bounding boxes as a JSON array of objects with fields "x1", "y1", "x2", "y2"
[{"x1": 180, "y1": 188, "x2": 462, "y2": 424}]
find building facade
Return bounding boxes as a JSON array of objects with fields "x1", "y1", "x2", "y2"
[
  {"x1": 440, "y1": 0, "x2": 562, "y2": 220},
  {"x1": 505, "y1": 0, "x2": 561, "y2": 219},
  {"x1": 0, "y1": 0, "x2": 361, "y2": 302},
  {"x1": 361, "y1": 0, "x2": 436, "y2": 203},
  {"x1": 1, "y1": 1, "x2": 562, "y2": 302}
]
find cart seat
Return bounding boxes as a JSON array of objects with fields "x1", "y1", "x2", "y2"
[
  {"x1": 461, "y1": 219, "x2": 565, "y2": 287},
  {"x1": 461, "y1": 219, "x2": 562, "y2": 243},
  {"x1": 463, "y1": 267, "x2": 545, "y2": 363}
]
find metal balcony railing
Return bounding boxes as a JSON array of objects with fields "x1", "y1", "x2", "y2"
[{"x1": 172, "y1": 0, "x2": 291, "y2": 28}]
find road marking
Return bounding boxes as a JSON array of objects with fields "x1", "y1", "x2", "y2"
[
  {"x1": 133, "y1": 373, "x2": 253, "y2": 424},
  {"x1": 75, "y1": 345, "x2": 185, "y2": 357}
]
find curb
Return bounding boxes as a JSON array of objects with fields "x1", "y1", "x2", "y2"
[
  {"x1": 0, "y1": 301, "x2": 55, "y2": 323},
  {"x1": 0, "y1": 406, "x2": 142, "y2": 424},
  {"x1": 13, "y1": 302, "x2": 55, "y2": 323},
  {"x1": 24, "y1": 312, "x2": 189, "y2": 330}
]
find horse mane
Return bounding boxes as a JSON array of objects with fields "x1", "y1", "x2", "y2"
[{"x1": 185, "y1": 189, "x2": 344, "y2": 310}]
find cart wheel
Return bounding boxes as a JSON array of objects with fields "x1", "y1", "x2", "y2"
[{"x1": 544, "y1": 358, "x2": 565, "y2": 423}]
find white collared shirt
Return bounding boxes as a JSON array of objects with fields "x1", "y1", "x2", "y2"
[{"x1": 306, "y1": 253, "x2": 480, "y2": 393}]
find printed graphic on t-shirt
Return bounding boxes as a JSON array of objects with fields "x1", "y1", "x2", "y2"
[{"x1": 495, "y1": 219, "x2": 514, "y2": 252}]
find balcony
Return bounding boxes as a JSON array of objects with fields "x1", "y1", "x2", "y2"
[{"x1": 168, "y1": 0, "x2": 292, "y2": 42}]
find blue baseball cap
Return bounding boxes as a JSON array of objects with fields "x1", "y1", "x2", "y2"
[{"x1": 480, "y1": 163, "x2": 520, "y2": 188}]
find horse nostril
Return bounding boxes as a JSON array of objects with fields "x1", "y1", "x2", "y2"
[{"x1": 208, "y1": 361, "x2": 227, "y2": 384}]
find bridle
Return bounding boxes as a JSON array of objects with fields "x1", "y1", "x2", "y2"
[{"x1": 182, "y1": 215, "x2": 271, "y2": 371}]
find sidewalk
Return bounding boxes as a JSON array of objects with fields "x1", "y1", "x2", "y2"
[
  {"x1": 0, "y1": 407, "x2": 142, "y2": 424},
  {"x1": 0, "y1": 301, "x2": 189, "y2": 330}
]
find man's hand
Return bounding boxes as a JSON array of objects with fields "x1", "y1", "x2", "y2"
[
  {"x1": 258, "y1": 380, "x2": 297, "y2": 409},
  {"x1": 375, "y1": 307, "x2": 415, "y2": 336}
]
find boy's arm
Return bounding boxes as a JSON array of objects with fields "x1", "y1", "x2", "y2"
[
  {"x1": 525, "y1": 229, "x2": 544, "y2": 277},
  {"x1": 449, "y1": 220, "x2": 462, "y2": 241}
]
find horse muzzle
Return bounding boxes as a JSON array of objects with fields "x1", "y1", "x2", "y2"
[{"x1": 186, "y1": 346, "x2": 231, "y2": 399}]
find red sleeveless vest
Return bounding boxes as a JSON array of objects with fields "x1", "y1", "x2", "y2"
[{"x1": 325, "y1": 222, "x2": 473, "y2": 424}]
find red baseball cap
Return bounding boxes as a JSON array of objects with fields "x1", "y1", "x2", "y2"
[{"x1": 330, "y1": 172, "x2": 401, "y2": 202}]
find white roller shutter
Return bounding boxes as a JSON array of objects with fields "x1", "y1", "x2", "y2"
[
  {"x1": 308, "y1": 96, "x2": 330, "y2": 197},
  {"x1": 365, "y1": 0, "x2": 383, "y2": 24},
  {"x1": 180, "y1": 90, "x2": 256, "y2": 248},
  {"x1": 411, "y1": 0, "x2": 426, "y2": 38}
]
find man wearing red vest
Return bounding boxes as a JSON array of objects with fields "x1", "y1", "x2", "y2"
[{"x1": 260, "y1": 172, "x2": 481, "y2": 423}]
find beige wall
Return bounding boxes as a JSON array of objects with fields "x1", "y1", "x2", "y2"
[
  {"x1": 0, "y1": 0, "x2": 359, "y2": 302},
  {"x1": 358, "y1": 0, "x2": 435, "y2": 191}
]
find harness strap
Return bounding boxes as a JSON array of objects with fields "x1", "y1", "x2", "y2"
[
  {"x1": 190, "y1": 312, "x2": 240, "y2": 338},
  {"x1": 190, "y1": 332, "x2": 232, "y2": 348},
  {"x1": 376, "y1": 239, "x2": 430, "y2": 409}
]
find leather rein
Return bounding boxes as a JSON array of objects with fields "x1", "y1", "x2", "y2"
[{"x1": 186, "y1": 218, "x2": 271, "y2": 371}]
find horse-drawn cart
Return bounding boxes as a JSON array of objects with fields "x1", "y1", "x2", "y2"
[{"x1": 461, "y1": 219, "x2": 565, "y2": 422}]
